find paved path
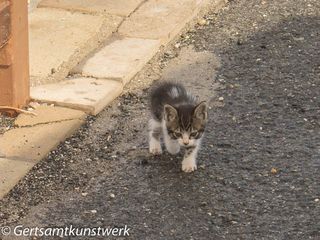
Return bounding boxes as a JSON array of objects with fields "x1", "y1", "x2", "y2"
[
  {"x1": 28, "y1": 0, "x2": 225, "y2": 114},
  {"x1": 0, "y1": 0, "x2": 319, "y2": 239}
]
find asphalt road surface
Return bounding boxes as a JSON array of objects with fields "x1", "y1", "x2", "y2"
[{"x1": 1, "y1": 0, "x2": 319, "y2": 239}]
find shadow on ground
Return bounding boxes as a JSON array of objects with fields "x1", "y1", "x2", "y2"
[{"x1": 194, "y1": 15, "x2": 320, "y2": 239}]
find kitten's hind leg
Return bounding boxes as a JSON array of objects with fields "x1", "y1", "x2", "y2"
[
  {"x1": 149, "y1": 118, "x2": 162, "y2": 155},
  {"x1": 163, "y1": 126, "x2": 180, "y2": 155}
]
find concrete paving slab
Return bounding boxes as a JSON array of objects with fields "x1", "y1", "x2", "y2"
[
  {"x1": 0, "y1": 158, "x2": 34, "y2": 199},
  {"x1": 15, "y1": 105, "x2": 86, "y2": 127},
  {"x1": 119, "y1": 0, "x2": 206, "y2": 43},
  {"x1": 31, "y1": 78, "x2": 123, "y2": 115},
  {"x1": 29, "y1": 8, "x2": 121, "y2": 86},
  {"x1": 0, "y1": 119, "x2": 84, "y2": 162},
  {"x1": 73, "y1": 38, "x2": 160, "y2": 84},
  {"x1": 39, "y1": 0, "x2": 144, "y2": 16}
]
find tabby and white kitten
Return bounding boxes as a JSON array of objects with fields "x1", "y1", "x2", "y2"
[{"x1": 149, "y1": 81, "x2": 208, "y2": 173}]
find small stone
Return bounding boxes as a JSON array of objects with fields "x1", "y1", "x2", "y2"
[
  {"x1": 199, "y1": 164, "x2": 205, "y2": 169},
  {"x1": 90, "y1": 210, "x2": 97, "y2": 214},
  {"x1": 174, "y1": 43, "x2": 181, "y2": 49},
  {"x1": 81, "y1": 192, "x2": 88, "y2": 197},
  {"x1": 198, "y1": 18, "x2": 207, "y2": 26},
  {"x1": 293, "y1": 37, "x2": 304, "y2": 41},
  {"x1": 314, "y1": 198, "x2": 319, "y2": 202},
  {"x1": 218, "y1": 97, "x2": 224, "y2": 101},
  {"x1": 164, "y1": 50, "x2": 173, "y2": 56},
  {"x1": 110, "y1": 193, "x2": 115, "y2": 198},
  {"x1": 271, "y1": 168, "x2": 278, "y2": 174}
]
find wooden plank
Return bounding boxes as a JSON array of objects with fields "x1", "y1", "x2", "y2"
[
  {"x1": 0, "y1": 45, "x2": 11, "y2": 66},
  {"x1": 0, "y1": 1, "x2": 10, "y2": 48},
  {"x1": 0, "y1": 0, "x2": 29, "y2": 107}
]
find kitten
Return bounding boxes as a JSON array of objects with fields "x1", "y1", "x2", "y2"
[{"x1": 148, "y1": 81, "x2": 208, "y2": 173}]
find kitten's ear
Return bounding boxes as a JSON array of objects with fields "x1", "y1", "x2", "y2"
[
  {"x1": 164, "y1": 104, "x2": 178, "y2": 122},
  {"x1": 193, "y1": 101, "x2": 208, "y2": 121}
]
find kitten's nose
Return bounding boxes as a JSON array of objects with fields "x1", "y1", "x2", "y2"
[{"x1": 182, "y1": 133, "x2": 189, "y2": 145}]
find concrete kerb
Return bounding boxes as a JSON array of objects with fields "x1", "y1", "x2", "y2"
[
  {"x1": 0, "y1": 0, "x2": 228, "y2": 199},
  {"x1": 0, "y1": 106, "x2": 86, "y2": 199}
]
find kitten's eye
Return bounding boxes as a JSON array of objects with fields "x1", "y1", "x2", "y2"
[
  {"x1": 174, "y1": 132, "x2": 182, "y2": 138},
  {"x1": 190, "y1": 132, "x2": 198, "y2": 138}
]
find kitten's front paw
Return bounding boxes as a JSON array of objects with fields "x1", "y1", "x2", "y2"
[
  {"x1": 149, "y1": 139, "x2": 162, "y2": 155},
  {"x1": 150, "y1": 147, "x2": 162, "y2": 155},
  {"x1": 182, "y1": 160, "x2": 197, "y2": 173},
  {"x1": 149, "y1": 144, "x2": 162, "y2": 155}
]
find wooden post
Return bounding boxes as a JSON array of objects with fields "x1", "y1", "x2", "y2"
[{"x1": 0, "y1": 0, "x2": 29, "y2": 108}]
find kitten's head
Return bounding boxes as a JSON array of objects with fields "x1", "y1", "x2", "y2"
[{"x1": 164, "y1": 102, "x2": 208, "y2": 147}]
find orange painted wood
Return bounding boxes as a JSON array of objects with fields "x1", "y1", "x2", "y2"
[
  {"x1": 0, "y1": 0, "x2": 29, "y2": 108},
  {"x1": 0, "y1": 1, "x2": 10, "y2": 48}
]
